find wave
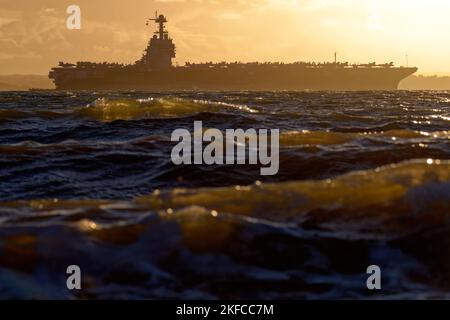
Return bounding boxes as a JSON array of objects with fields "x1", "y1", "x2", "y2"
[
  {"x1": 74, "y1": 97, "x2": 258, "y2": 121},
  {"x1": 136, "y1": 159, "x2": 450, "y2": 226},
  {"x1": 0, "y1": 109, "x2": 71, "y2": 124},
  {"x1": 279, "y1": 129, "x2": 449, "y2": 146},
  {"x1": 0, "y1": 97, "x2": 258, "y2": 123},
  {"x1": 0, "y1": 136, "x2": 166, "y2": 154},
  {"x1": 2, "y1": 159, "x2": 448, "y2": 232},
  {"x1": 1, "y1": 159, "x2": 449, "y2": 299},
  {"x1": 1, "y1": 91, "x2": 450, "y2": 299},
  {"x1": 0, "y1": 129, "x2": 447, "y2": 154},
  {"x1": 0, "y1": 109, "x2": 30, "y2": 120}
]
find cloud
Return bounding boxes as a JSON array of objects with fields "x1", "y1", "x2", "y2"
[
  {"x1": 1, "y1": 0, "x2": 450, "y2": 74},
  {"x1": 216, "y1": 12, "x2": 242, "y2": 20},
  {"x1": 0, "y1": 4, "x2": 148, "y2": 73}
]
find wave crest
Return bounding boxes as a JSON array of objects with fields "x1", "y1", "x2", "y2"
[
  {"x1": 137, "y1": 159, "x2": 450, "y2": 222},
  {"x1": 75, "y1": 97, "x2": 258, "y2": 121},
  {"x1": 2, "y1": 159, "x2": 449, "y2": 233},
  {"x1": 279, "y1": 129, "x2": 449, "y2": 146}
]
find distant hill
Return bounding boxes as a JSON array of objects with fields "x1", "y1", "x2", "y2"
[
  {"x1": 399, "y1": 75, "x2": 450, "y2": 90},
  {"x1": 0, "y1": 82, "x2": 26, "y2": 91},
  {"x1": 0, "y1": 75, "x2": 54, "y2": 91}
]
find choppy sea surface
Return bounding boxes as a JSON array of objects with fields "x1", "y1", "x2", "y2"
[{"x1": 0, "y1": 90, "x2": 449, "y2": 299}]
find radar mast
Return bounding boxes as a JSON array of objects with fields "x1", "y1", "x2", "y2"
[{"x1": 138, "y1": 12, "x2": 175, "y2": 69}]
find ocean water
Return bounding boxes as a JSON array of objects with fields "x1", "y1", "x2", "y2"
[{"x1": 0, "y1": 90, "x2": 449, "y2": 299}]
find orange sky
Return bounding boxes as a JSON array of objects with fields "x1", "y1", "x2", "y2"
[{"x1": 1, "y1": 0, "x2": 450, "y2": 74}]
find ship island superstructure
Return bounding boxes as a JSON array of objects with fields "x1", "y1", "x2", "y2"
[{"x1": 49, "y1": 13, "x2": 418, "y2": 91}]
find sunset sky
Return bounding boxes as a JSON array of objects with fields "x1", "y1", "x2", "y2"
[{"x1": 1, "y1": 0, "x2": 449, "y2": 75}]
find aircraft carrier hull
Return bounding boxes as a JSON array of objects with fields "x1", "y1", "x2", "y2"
[{"x1": 50, "y1": 66, "x2": 418, "y2": 91}]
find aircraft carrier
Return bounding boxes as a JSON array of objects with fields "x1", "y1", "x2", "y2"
[{"x1": 49, "y1": 13, "x2": 418, "y2": 91}]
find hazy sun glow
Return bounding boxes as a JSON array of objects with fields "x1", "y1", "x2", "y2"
[{"x1": 0, "y1": 0, "x2": 449, "y2": 74}]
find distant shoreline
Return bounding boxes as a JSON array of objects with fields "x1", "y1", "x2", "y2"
[
  {"x1": 399, "y1": 75, "x2": 450, "y2": 90},
  {"x1": 0, "y1": 74, "x2": 54, "y2": 91}
]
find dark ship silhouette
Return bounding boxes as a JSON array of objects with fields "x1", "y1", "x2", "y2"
[{"x1": 49, "y1": 13, "x2": 417, "y2": 91}]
